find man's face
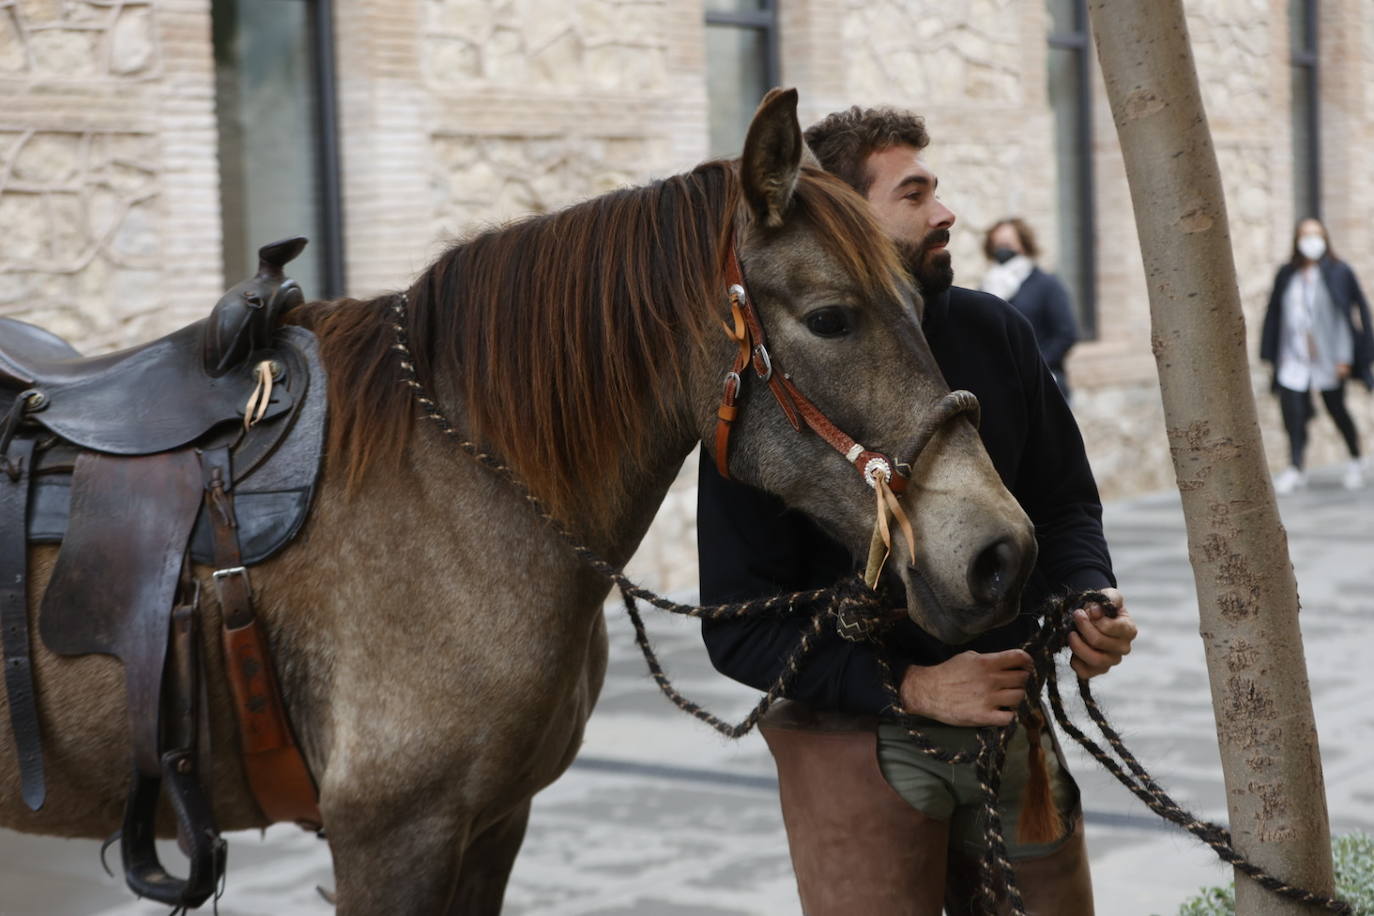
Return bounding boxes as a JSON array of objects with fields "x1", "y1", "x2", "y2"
[{"x1": 861, "y1": 145, "x2": 957, "y2": 297}]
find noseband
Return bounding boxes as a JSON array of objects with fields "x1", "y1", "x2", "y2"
[{"x1": 712, "y1": 240, "x2": 982, "y2": 499}]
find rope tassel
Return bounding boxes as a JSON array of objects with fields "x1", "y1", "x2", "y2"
[
  {"x1": 242, "y1": 361, "x2": 274, "y2": 429},
  {"x1": 863, "y1": 471, "x2": 916, "y2": 588}
]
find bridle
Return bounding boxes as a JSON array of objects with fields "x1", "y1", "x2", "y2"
[{"x1": 711, "y1": 238, "x2": 982, "y2": 583}]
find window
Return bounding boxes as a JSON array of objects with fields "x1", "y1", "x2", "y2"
[
  {"x1": 704, "y1": 0, "x2": 779, "y2": 160},
  {"x1": 1046, "y1": 0, "x2": 1096, "y2": 337},
  {"x1": 1290, "y1": 0, "x2": 1320, "y2": 221},
  {"x1": 213, "y1": 0, "x2": 344, "y2": 299}
]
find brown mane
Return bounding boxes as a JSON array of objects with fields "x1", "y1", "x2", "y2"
[{"x1": 288, "y1": 161, "x2": 907, "y2": 534}]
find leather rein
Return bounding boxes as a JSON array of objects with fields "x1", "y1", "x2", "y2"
[{"x1": 711, "y1": 240, "x2": 982, "y2": 585}]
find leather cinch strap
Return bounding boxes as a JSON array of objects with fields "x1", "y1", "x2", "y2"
[
  {"x1": 1, "y1": 438, "x2": 44, "y2": 810},
  {"x1": 202, "y1": 447, "x2": 321, "y2": 829}
]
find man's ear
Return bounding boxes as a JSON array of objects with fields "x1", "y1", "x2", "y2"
[{"x1": 740, "y1": 88, "x2": 803, "y2": 229}]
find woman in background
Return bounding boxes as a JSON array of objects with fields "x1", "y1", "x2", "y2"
[
  {"x1": 982, "y1": 217, "x2": 1078, "y2": 399},
  {"x1": 1260, "y1": 217, "x2": 1374, "y2": 493}
]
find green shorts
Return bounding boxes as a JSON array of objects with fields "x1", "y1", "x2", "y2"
[{"x1": 876, "y1": 717, "x2": 1080, "y2": 861}]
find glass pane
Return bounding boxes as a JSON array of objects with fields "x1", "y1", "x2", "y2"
[
  {"x1": 706, "y1": 24, "x2": 770, "y2": 159},
  {"x1": 1289, "y1": 0, "x2": 1315, "y2": 54},
  {"x1": 1291, "y1": 64, "x2": 1318, "y2": 220},
  {"x1": 214, "y1": 0, "x2": 324, "y2": 299},
  {"x1": 705, "y1": 0, "x2": 768, "y2": 13},
  {"x1": 1047, "y1": 45, "x2": 1093, "y2": 334},
  {"x1": 1046, "y1": 0, "x2": 1081, "y2": 36}
]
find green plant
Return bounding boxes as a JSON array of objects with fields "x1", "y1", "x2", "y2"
[{"x1": 1174, "y1": 833, "x2": 1374, "y2": 915}]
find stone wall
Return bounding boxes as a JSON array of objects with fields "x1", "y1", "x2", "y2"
[{"x1": 0, "y1": 0, "x2": 221, "y2": 351}]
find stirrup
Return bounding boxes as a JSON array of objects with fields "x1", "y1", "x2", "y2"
[{"x1": 119, "y1": 750, "x2": 227, "y2": 908}]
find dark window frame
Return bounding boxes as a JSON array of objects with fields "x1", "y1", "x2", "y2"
[
  {"x1": 312, "y1": 0, "x2": 345, "y2": 297},
  {"x1": 1047, "y1": 0, "x2": 1097, "y2": 338},
  {"x1": 1290, "y1": 0, "x2": 1320, "y2": 222},
  {"x1": 214, "y1": 0, "x2": 346, "y2": 299},
  {"x1": 704, "y1": 2, "x2": 780, "y2": 89},
  {"x1": 703, "y1": 2, "x2": 781, "y2": 160}
]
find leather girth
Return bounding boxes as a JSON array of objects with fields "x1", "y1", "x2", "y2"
[{"x1": 202, "y1": 446, "x2": 321, "y2": 828}]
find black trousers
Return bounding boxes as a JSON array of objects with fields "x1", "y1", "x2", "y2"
[{"x1": 1277, "y1": 383, "x2": 1361, "y2": 469}]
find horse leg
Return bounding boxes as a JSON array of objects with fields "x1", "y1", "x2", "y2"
[
  {"x1": 445, "y1": 800, "x2": 532, "y2": 916},
  {"x1": 325, "y1": 793, "x2": 470, "y2": 915}
]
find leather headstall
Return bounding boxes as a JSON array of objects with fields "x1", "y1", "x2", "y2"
[{"x1": 712, "y1": 237, "x2": 910, "y2": 496}]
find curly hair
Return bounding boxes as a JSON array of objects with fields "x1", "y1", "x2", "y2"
[{"x1": 803, "y1": 106, "x2": 930, "y2": 195}]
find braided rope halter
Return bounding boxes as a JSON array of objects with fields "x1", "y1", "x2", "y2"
[{"x1": 384, "y1": 239, "x2": 1353, "y2": 916}]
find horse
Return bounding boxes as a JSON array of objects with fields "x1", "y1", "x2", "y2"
[{"x1": 0, "y1": 89, "x2": 1035, "y2": 914}]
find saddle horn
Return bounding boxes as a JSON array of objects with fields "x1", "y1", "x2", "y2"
[
  {"x1": 202, "y1": 237, "x2": 310, "y2": 377},
  {"x1": 257, "y1": 237, "x2": 309, "y2": 280}
]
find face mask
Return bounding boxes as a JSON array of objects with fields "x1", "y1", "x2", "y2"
[
  {"x1": 1298, "y1": 235, "x2": 1326, "y2": 261},
  {"x1": 991, "y1": 247, "x2": 1019, "y2": 265}
]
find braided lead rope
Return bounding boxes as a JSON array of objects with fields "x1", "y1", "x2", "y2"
[
  {"x1": 389, "y1": 294, "x2": 1350, "y2": 914},
  {"x1": 623, "y1": 592, "x2": 832, "y2": 738},
  {"x1": 975, "y1": 728, "x2": 1025, "y2": 916},
  {"x1": 1047, "y1": 670, "x2": 1353, "y2": 914}
]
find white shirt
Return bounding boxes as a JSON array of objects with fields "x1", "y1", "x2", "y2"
[{"x1": 981, "y1": 254, "x2": 1034, "y2": 303}]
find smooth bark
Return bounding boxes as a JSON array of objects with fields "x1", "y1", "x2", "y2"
[{"x1": 1087, "y1": 2, "x2": 1335, "y2": 912}]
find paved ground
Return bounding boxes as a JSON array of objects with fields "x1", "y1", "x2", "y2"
[{"x1": 2, "y1": 463, "x2": 1371, "y2": 915}]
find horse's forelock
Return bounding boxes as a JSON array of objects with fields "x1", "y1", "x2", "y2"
[{"x1": 791, "y1": 168, "x2": 911, "y2": 312}]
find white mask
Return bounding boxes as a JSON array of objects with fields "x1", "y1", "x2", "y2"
[{"x1": 1298, "y1": 235, "x2": 1326, "y2": 261}]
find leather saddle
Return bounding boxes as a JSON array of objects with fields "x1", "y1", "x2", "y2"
[{"x1": 0, "y1": 237, "x2": 325, "y2": 910}]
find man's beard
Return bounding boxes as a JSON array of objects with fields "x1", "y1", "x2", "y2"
[{"x1": 896, "y1": 229, "x2": 954, "y2": 297}]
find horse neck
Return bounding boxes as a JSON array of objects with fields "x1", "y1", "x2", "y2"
[{"x1": 426, "y1": 367, "x2": 702, "y2": 568}]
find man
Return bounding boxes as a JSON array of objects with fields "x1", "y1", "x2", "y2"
[{"x1": 697, "y1": 107, "x2": 1137, "y2": 914}]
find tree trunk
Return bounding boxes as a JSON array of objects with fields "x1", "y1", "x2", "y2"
[{"x1": 1086, "y1": 2, "x2": 1335, "y2": 912}]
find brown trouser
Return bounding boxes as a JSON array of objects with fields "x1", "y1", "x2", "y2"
[{"x1": 761, "y1": 702, "x2": 1094, "y2": 916}]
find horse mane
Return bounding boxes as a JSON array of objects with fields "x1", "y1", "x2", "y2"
[{"x1": 288, "y1": 161, "x2": 907, "y2": 535}]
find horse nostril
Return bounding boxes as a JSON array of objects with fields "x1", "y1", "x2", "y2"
[{"x1": 967, "y1": 537, "x2": 1022, "y2": 606}]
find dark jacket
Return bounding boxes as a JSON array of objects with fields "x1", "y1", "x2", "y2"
[
  {"x1": 1008, "y1": 267, "x2": 1078, "y2": 377},
  {"x1": 697, "y1": 286, "x2": 1115, "y2": 716},
  {"x1": 1260, "y1": 257, "x2": 1374, "y2": 390}
]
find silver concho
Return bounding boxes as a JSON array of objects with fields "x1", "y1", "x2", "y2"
[{"x1": 862, "y1": 456, "x2": 893, "y2": 489}]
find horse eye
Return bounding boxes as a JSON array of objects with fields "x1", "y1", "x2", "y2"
[{"x1": 805, "y1": 307, "x2": 850, "y2": 338}]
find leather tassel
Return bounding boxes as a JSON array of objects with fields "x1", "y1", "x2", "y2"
[{"x1": 1017, "y1": 706, "x2": 1064, "y2": 845}]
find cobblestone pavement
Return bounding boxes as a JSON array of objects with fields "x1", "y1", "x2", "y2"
[{"x1": 2, "y1": 465, "x2": 1371, "y2": 915}]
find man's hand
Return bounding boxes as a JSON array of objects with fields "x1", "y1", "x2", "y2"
[
  {"x1": 898, "y1": 649, "x2": 1032, "y2": 727},
  {"x1": 1068, "y1": 586, "x2": 1137, "y2": 680}
]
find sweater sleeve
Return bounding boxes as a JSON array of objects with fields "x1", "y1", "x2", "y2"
[
  {"x1": 696, "y1": 454, "x2": 897, "y2": 715},
  {"x1": 1009, "y1": 325, "x2": 1115, "y2": 594},
  {"x1": 1037, "y1": 273, "x2": 1079, "y2": 367},
  {"x1": 1343, "y1": 263, "x2": 1374, "y2": 389}
]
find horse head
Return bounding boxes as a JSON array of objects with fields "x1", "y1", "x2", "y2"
[{"x1": 704, "y1": 89, "x2": 1036, "y2": 644}]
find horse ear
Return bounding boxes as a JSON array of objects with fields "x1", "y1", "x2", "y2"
[{"x1": 740, "y1": 88, "x2": 803, "y2": 229}]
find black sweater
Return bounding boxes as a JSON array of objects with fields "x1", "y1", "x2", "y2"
[{"x1": 697, "y1": 286, "x2": 1115, "y2": 716}]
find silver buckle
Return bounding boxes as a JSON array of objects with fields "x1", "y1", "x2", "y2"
[
  {"x1": 752, "y1": 344, "x2": 773, "y2": 381},
  {"x1": 212, "y1": 566, "x2": 249, "y2": 585}
]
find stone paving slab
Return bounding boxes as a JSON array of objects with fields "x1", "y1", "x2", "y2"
[{"x1": 2, "y1": 464, "x2": 1371, "y2": 915}]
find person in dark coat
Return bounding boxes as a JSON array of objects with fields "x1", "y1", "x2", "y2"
[
  {"x1": 981, "y1": 217, "x2": 1079, "y2": 399},
  {"x1": 1259, "y1": 217, "x2": 1374, "y2": 493},
  {"x1": 697, "y1": 106, "x2": 1137, "y2": 914}
]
